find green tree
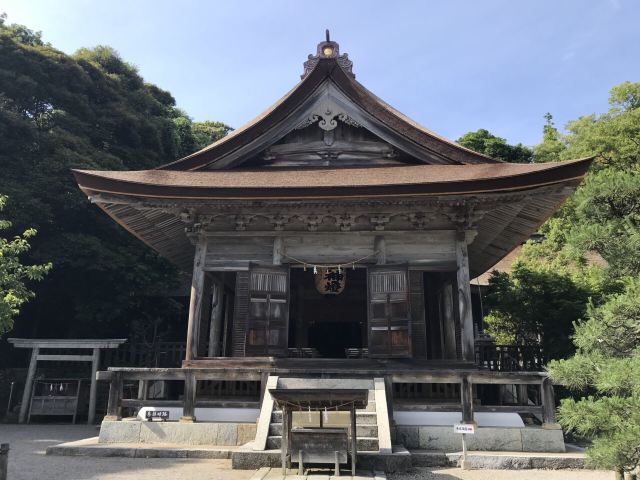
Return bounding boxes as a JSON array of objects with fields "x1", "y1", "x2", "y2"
[
  {"x1": 548, "y1": 281, "x2": 640, "y2": 475},
  {"x1": 0, "y1": 16, "x2": 229, "y2": 343},
  {"x1": 457, "y1": 128, "x2": 533, "y2": 163},
  {"x1": 484, "y1": 262, "x2": 596, "y2": 359},
  {"x1": 0, "y1": 194, "x2": 51, "y2": 334},
  {"x1": 532, "y1": 113, "x2": 567, "y2": 162}
]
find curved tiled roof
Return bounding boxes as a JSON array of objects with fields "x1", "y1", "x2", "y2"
[
  {"x1": 157, "y1": 58, "x2": 499, "y2": 171},
  {"x1": 74, "y1": 158, "x2": 592, "y2": 200}
]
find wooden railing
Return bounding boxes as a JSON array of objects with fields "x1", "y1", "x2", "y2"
[
  {"x1": 475, "y1": 344, "x2": 546, "y2": 372},
  {"x1": 101, "y1": 342, "x2": 186, "y2": 369},
  {"x1": 97, "y1": 367, "x2": 558, "y2": 427}
]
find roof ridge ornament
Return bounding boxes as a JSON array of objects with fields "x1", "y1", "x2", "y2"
[{"x1": 302, "y1": 29, "x2": 355, "y2": 80}]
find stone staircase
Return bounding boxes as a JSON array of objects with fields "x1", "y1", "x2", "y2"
[
  {"x1": 253, "y1": 376, "x2": 391, "y2": 455},
  {"x1": 266, "y1": 386, "x2": 381, "y2": 452}
]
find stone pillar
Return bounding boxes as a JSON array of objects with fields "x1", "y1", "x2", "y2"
[
  {"x1": 185, "y1": 237, "x2": 207, "y2": 362},
  {"x1": 455, "y1": 230, "x2": 475, "y2": 363}
]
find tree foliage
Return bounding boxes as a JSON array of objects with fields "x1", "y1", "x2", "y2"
[
  {"x1": 0, "y1": 15, "x2": 230, "y2": 341},
  {"x1": 483, "y1": 262, "x2": 596, "y2": 359},
  {"x1": 548, "y1": 281, "x2": 640, "y2": 473},
  {"x1": 457, "y1": 128, "x2": 533, "y2": 163},
  {"x1": 494, "y1": 81, "x2": 640, "y2": 473},
  {"x1": 0, "y1": 195, "x2": 51, "y2": 334}
]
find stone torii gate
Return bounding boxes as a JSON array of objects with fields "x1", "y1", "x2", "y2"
[{"x1": 8, "y1": 338, "x2": 126, "y2": 424}]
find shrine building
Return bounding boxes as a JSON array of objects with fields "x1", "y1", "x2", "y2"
[{"x1": 73, "y1": 34, "x2": 593, "y2": 468}]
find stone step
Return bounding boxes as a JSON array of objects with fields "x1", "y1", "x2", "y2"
[
  {"x1": 268, "y1": 423, "x2": 378, "y2": 437},
  {"x1": 266, "y1": 435, "x2": 379, "y2": 451}
]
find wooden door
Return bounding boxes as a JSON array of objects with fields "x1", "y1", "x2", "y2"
[
  {"x1": 367, "y1": 265, "x2": 412, "y2": 358},
  {"x1": 245, "y1": 265, "x2": 290, "y2": 357}
]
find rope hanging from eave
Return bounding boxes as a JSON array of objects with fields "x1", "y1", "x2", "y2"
[{"x1": 278, "y1": 250, "x2": 380, "y2": 273}]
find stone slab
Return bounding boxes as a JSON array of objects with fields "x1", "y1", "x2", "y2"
[
  {"x1": 521, "y1": 426, "x2": 566, "y2": 453},
  {"x1": 216, "y1": 423, "x2": 239, "y2": 446},
  {"x1": 99, "y1": 421, "x2": 141, "y2": 443},
  {"x1": 46, "y1": 437, "x2": 236, "y2": 459},
  {"x1": 238, "y1": 423, "x2": 258, "y2": 446},
  {"x1": 232, "y1": 449, "x2": 281, "y2": 469},
  {"x1": 446, "y1": 452, "x2": 587, "y2": 470}
]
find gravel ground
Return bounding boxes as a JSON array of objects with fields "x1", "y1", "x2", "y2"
[
  {"x1": 0, "y1": 424, "x2": 254, "y2": 480},
  {"x1": 0, "y1": 424, "x2": 615, "y2": 480}
]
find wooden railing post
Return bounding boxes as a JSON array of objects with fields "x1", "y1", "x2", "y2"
[
  {"x1": 460, "y1": 374, "x2": 474, "y2": 424},
  {"x1": 541, "y1": 377, "x2": 560, "y2": 428},
  {"x1": 180, "y1": 371, "x2": 196, "y2": 423},
  {"x1": 104, "y1": 371, "x2": 123, "y2": 421}
]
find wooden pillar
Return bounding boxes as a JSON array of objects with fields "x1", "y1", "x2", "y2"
[
  {"x1": 104, "y1": 371, "x2": 123, "y2": 421},
  {"x1": 87, "y1": 348, "x2": 100, "y2": 424},
  {"x1": 181, "y1": 371, "x2": 197, "y2": 422},
  {"x1": 455, "y1": 230, "x2": 475, "y2": 363},
  {"x1": 185, "y1": 237, "x2": 207, "y2": 362},
  {"x1": 281, "y1": 405, "x2": 289, "y2": 474},
  {"x1": 18, "y1": 347, "x2": 38, "y2": 424},
  {"x1": 273, "y1": 236, "x2": 283, "y2": 265},
  {"x1": 460, "y1": 374, "x2": 474, "y2": 424},
  {"x1": 442, "y1": 280, "x2": 457, "y2": 360},
  {"x1": 517, "y1": 384, "x2": 529, "y2": 406},
  {"x1": 541, "y1": 377, "x2": 559, "y2": 428},
  {"x1": 374, "y1": 235, "x2": 386, "y2": 265},
  {"x1": 208, "y1": 281, "x2": 224, "y2": 357},
  {"x1": 350, "y1": 403, "x2": 357, "y2": 476}
]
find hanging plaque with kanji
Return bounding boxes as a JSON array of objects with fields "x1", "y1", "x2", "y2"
[{"x1": 315, "y1": 267, "x2": 346, "y2": 295}]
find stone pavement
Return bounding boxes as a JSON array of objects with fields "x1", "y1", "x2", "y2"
[{"x1": 249, "y1": 466, "x2": 385, "y2": 480}]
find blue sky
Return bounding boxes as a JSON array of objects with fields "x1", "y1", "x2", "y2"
[{"x1": 3, "y1": 0, "x2": 639, "y2": 146}]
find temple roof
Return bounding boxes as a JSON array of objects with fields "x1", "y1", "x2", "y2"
[
  {"x1": 157, "y1": 37, "x2": 499, "y2": 171},
  {"x1": 74, "y1": 158, "x2": 592, "y2": 200},
  {"x1": 72, "y1": 35, "x2": 594, "y2": 275}
]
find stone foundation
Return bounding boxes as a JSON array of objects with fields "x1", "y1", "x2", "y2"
[
  {"x1": 394, "y1": 425, "x2": 565, "y2": 453},
  {"x1": 98, "y1": 420, "x2": 256, "y2": 446}
]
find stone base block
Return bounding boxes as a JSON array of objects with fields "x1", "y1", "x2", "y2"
[
  {"x1": 98, "y1": 420, "x2": 256, "y2": 446},
  {"x1": 394, "y1": 425, "x2": 565, "y2": 453}
]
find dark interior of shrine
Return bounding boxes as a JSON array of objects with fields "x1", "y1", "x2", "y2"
[{"x1": 289, "y1": 267, "x2": 367, "y2": 358}]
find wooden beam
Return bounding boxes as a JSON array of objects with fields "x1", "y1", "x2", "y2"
[
  {"x1": 104, "y1": 371, "x2": 123, "y2": 421},
  {"x1": 456, "y1": 230, "x2": 475, "y2": 362},
  {"x1": 460, "y1": 374, "x2": 474, "y2": 423},
  {"x1": 36, "y1": 354, "x2": 94, "y2": 362},
  {"x1": 541, "y1": 377, "x2": 559, "y2": 427},
  {"x1": 207, "y1": 280, "x2": 224, "y2": 357},
  {"x1": 87, "y1": 348, "x2": 100, "y2": 425},
  {"x1": 185, "y1": 237, "x2": 207, "y2": 361},
  {"x1": 180, "y1": 371, "x2": 197, "y2": 422},
  {"x1": 18, "y1": 348, "x2": 39, "y2": 424},
  {"x1": 8, "y1": 338, "x2": 126, "y2": 349}
]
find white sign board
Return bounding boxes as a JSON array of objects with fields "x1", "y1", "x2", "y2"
[{"x1": 454, "y1": 424, "x2": 475, "y2": 434}]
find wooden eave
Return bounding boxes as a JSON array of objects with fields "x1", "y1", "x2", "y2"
[
  {"x1": 157, "y1": 58, "x2": 499, "y2": 171},
  {"x1": 73, "y1": 158, "x2": 592, "y2": 200}
]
